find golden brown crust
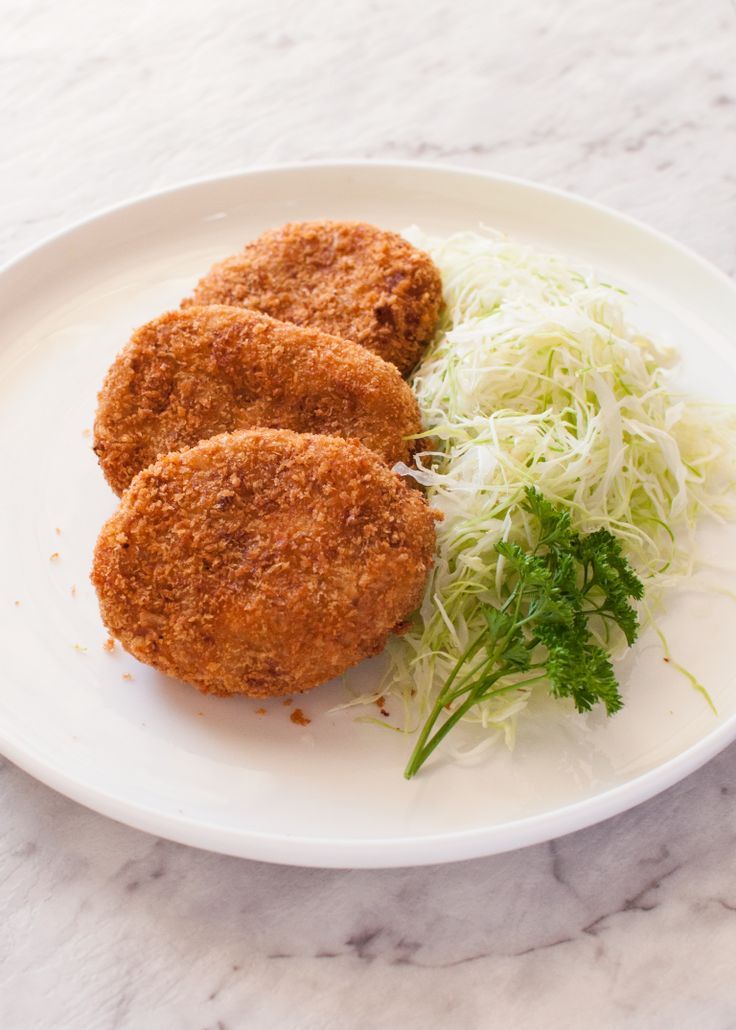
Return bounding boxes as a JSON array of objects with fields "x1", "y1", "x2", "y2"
[
  {"x1": 91, "y1": 429, "x2": 437, "y2": 698},
  {"x1": 93, "y1": 305, "x2": 422, "y2": 495},
  {"x1": 184, "y1": 221, "x2": 443, "y2": 375}
]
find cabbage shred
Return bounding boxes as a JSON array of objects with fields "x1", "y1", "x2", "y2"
[{"x1": 379, "y1": 228, "x2": 736, "y2": 746}]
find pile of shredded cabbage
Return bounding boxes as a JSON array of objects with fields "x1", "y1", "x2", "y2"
[{"x1": 349, "y1": 228, "x2": 736, "y2": 747}]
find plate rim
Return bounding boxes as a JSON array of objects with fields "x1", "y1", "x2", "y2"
[
  {"x1": 2, "y1": 159, "x2": 736, "y2": 868},
  {"x1": 3, "y1": 704, "x2": 736, "y2": 868},
  {"x1": 3, "y1": 158, "x2": 735, "y2": 293}
]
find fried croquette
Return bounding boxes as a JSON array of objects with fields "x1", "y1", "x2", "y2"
[
  {"x1": 184, "y1": 221, "x2": 443, "y2": 375},
  {"x1": 91, "y1": 429, "x2": 437, "y2": 698},
  {"x1": 93, "y1": 305, "x2": 422, "y2": 496}
]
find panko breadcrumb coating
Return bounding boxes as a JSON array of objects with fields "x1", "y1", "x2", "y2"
[
  {"x1": 184, "y1": 221, "x2": 443, "y2": 374},
  {"x1": 93, "y1": 305, "x2": 422, "y2": 495},
  {"x1": 91, "y1": 429, "x2": 437, "y2": 698}
]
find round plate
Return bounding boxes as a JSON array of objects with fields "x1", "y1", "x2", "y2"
[{"x1": 2, "y1": 162, "x2": 736, "y2": 868}]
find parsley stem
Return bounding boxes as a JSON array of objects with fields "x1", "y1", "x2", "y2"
[
  {"x1": 404, "y1": 636, "x2": 487, "y2": 777},
  {"x1": 404, "y1": 678, "x2": 497, "y2": 778},
  {"x1": 405, "y1": 673, "x2": 533, "y2": 778}
]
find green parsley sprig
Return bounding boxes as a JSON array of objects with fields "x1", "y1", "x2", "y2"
[{"x1": 404, "y1": 487, "x2": 644, "y2": 779}]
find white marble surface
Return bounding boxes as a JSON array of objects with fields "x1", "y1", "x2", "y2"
[{"x1": 2, "y1": 1, "x2": 736, "y2": 1027}]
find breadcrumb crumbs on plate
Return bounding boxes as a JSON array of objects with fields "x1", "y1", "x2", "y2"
[
  {"x1": 82, "y1": 428, "x2": 91, "y2": 437},
  {"x1": 50, "y1": 552, "x2": 60, "y2": 561},
  {"x1": 282, "y1": 698, "x2": 293, "y2": 706},
  {"x1": 70, "y1": 586, "x2": 77, "y2": 598},
  {"x1": 121, "y1": 673, "x2": 133, "y2": 681},
  {"x1": 103, "y1": 637, "x2": 115, "y2": 652},
  {"x1": 13, "y1": 600, "x2": 20, "y2": 607},
  {"x1": 290, "y1": 708, "x2": 311, "y2": 727},
  {"x1": 255, "y1": 707, "x2": 267, "y2": 717}
]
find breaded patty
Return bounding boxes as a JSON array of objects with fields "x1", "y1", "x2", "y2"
[
  {"x1": 94, "y1": 305, "x2": 422, "y2": 496},
  {"x1": 184, "y1": 221, "x2": 443, "y2": 375},
  {"x1": 92, "y1": 429, "x2": 437, "y2": 698}
]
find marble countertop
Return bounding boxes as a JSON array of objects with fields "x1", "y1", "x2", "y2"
[{"x1": 3, "y1": 1, "x2": 736, "y2": 1026}]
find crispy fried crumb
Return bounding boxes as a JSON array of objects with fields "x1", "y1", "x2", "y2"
[
  {"x1": 91, "y1": 429, "x2": 436, "y2": 699},
  {"x1": 93, "y1": 305, "x2": 421, "y2": 495},
  {"x1": 50, "y1": 552, "x2": 60, "y2": 561},
  {"x1": 122, "y1": 673, "x2": 133, "y2": 681},
  {"x1": 185, "y1": 221, "x2": 443, "y2": 374},
  {"x1": 70, "y1": 585, "x2": 77, "y2": 598},
  {"x1": 290, "y1": 708, "x2": 311, "y2": 726},
  {"x1": 196, "y1": 711, "x2": 204, "y2": 717},
  {"x1": 13, "y1": 600, "x2": 20, "y2": 607},
  {"x1": 255, "y1": 707, "x2": 267, "y2": 716},
  {"x1": 103, "y1": 637, "x2": 115, "y2": 652},
  {"x1": 82, "y1": 428, "x2": 91, "y2": 437},
  {"x1": 380, "y1": 708, "x2": 390, "y2": 717},
  {"x1": 282, "y1": 698, "x2": 293, "y2": 706},
  {"x1": 55, "y1": 527, "x2": 61, "y2": 535}
]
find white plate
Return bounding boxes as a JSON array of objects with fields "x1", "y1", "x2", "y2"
[{"x1": 2, "y1": 162, "x2": 736, "y2": 868}]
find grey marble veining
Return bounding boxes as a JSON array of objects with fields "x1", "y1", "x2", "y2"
[
  {"x1": 2, "y1": 0, "x2": 736, "y2": 1027},
  {"x1": 3, "y1": 751, "x2": 736, "y2": 1029}
]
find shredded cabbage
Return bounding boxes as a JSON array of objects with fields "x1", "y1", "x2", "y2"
[{"x1": 372, "y1": 227, "x2": 736, "y2": 746}]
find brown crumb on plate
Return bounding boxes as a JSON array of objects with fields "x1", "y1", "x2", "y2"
[
  {"x1": 290, "y1": 708, "x2": 311, "y2": 727},
  {"x1": 255, "y1": 707, "x2": 267, "y2": 717},
  {"x1": 122, "y1": 673, "x2": 133, "y2": 681},
  {"x1": 55, "y1": 527, "x2": 61, "y2": 535},
  {"x1": 374, "y1": 696, "x2": 391, "y2": 717},
  {"x1": 70, "y1": 585, "x2": 77, "y2": 598},
  {"x1": 282, "y1": 698, "x2": 293, "y2": 706},
  {"x1": 50, "y1": 552, "x2": 60, "y2": 561},
  {"x1": 103, "y1": 637, "x2": 115, "y2": 653}
]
